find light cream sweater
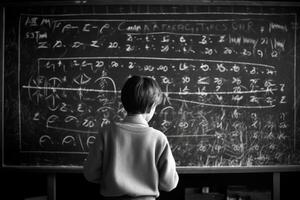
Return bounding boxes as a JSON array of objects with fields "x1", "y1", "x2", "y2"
[{"x1": 83, "y1": 115, "x2": 179, "y2": 198}]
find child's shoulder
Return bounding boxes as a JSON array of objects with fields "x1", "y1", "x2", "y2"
[{"x1": 148, "y1": 127, "x2": 168, "y2": 141}]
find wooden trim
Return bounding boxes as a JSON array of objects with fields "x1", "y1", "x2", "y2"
[
  {"x1": 177, "y1": 166, "x2": 300, "y2": 174},
  {"x1": 1, "y1": 0, "x2": 300, "y2": 7},
  {"x1": 0, "y1": 7, "x2": 4, "y2": 169},
  {"x1": 2, "y1": 165, "x2": 300, "y2": 173}
]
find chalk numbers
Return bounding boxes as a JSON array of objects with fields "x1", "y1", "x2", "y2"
[{"x1": 20, "y1": 14, "x2": 294, "y2": 165}]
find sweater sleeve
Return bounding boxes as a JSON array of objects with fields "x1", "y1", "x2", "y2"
[
  {"x1": 157, "y1": 137, "x2": 179, "y2": 191},
  {"x1": 83, "y1": 133, "x2": 103, "y2": 183}
]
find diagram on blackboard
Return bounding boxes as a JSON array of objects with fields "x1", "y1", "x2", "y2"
[{"x1": 4, "y1": 11, "x2": 299, "y2": 167}]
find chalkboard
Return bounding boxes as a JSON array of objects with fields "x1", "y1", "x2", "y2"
[{"x1": 3, "y1": 3, "x2": 300, "y2": 170}]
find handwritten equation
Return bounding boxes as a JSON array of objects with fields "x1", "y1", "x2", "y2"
[{"x1": 18, "y1": 13, "x2": 297, "y2": 166}]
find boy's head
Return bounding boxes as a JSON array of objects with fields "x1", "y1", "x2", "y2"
[{"x1": 121, "y1": 75, "x2": 163, "y2": 115}]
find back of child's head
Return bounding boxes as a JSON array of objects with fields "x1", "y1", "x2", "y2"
[{"x1": 121, "y1": 75, "x2": 163, "y2": 114}]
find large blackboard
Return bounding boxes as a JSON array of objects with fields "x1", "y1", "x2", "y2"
[{"x1": 3, "y1": 3, "x2": 300, "y2": 170}]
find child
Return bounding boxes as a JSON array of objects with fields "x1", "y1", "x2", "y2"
[{"x1": 83, "y1": 75, "x2": 179, "y2": 200}]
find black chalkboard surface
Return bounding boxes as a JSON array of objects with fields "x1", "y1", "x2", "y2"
[{"x1": 3, "y1": 4, "x2": 300, "y2": 170}]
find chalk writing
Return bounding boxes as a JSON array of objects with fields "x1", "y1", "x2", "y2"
[{"x1": 15, "y1": 13, "x2": 297, "y2": 166}]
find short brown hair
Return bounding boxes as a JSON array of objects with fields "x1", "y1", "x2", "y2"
[{"x1": 121, "y1": 75, "x2": 163, "y2": 114}]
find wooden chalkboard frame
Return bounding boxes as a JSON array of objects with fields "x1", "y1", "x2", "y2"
[
  {"x1": 0, "y1": 0, "x2": 299, "y2": 7},
  {"x1": 0, "y1": 7, "x2": 3, "y2": 170},
  {"x1": 1, "y1": 0, "x2": 300, "y2": 173}
]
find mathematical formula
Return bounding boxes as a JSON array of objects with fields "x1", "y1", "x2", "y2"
[{"x1": 17, "y1": 13, "x2": 296, "y2": 166}]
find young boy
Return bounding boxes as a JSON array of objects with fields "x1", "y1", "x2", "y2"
[{"x1": 83, "y1": 75, "x2": 179, "y2": 200}]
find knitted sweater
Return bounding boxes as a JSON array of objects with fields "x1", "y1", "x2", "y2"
[{"x1": 83, "y1": 115, "x2": 179, "y2": 198}]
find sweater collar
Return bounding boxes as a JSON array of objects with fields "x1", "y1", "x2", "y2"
[{"x1": 122, "y1": 114, "x2": 149, "y2": 127}]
